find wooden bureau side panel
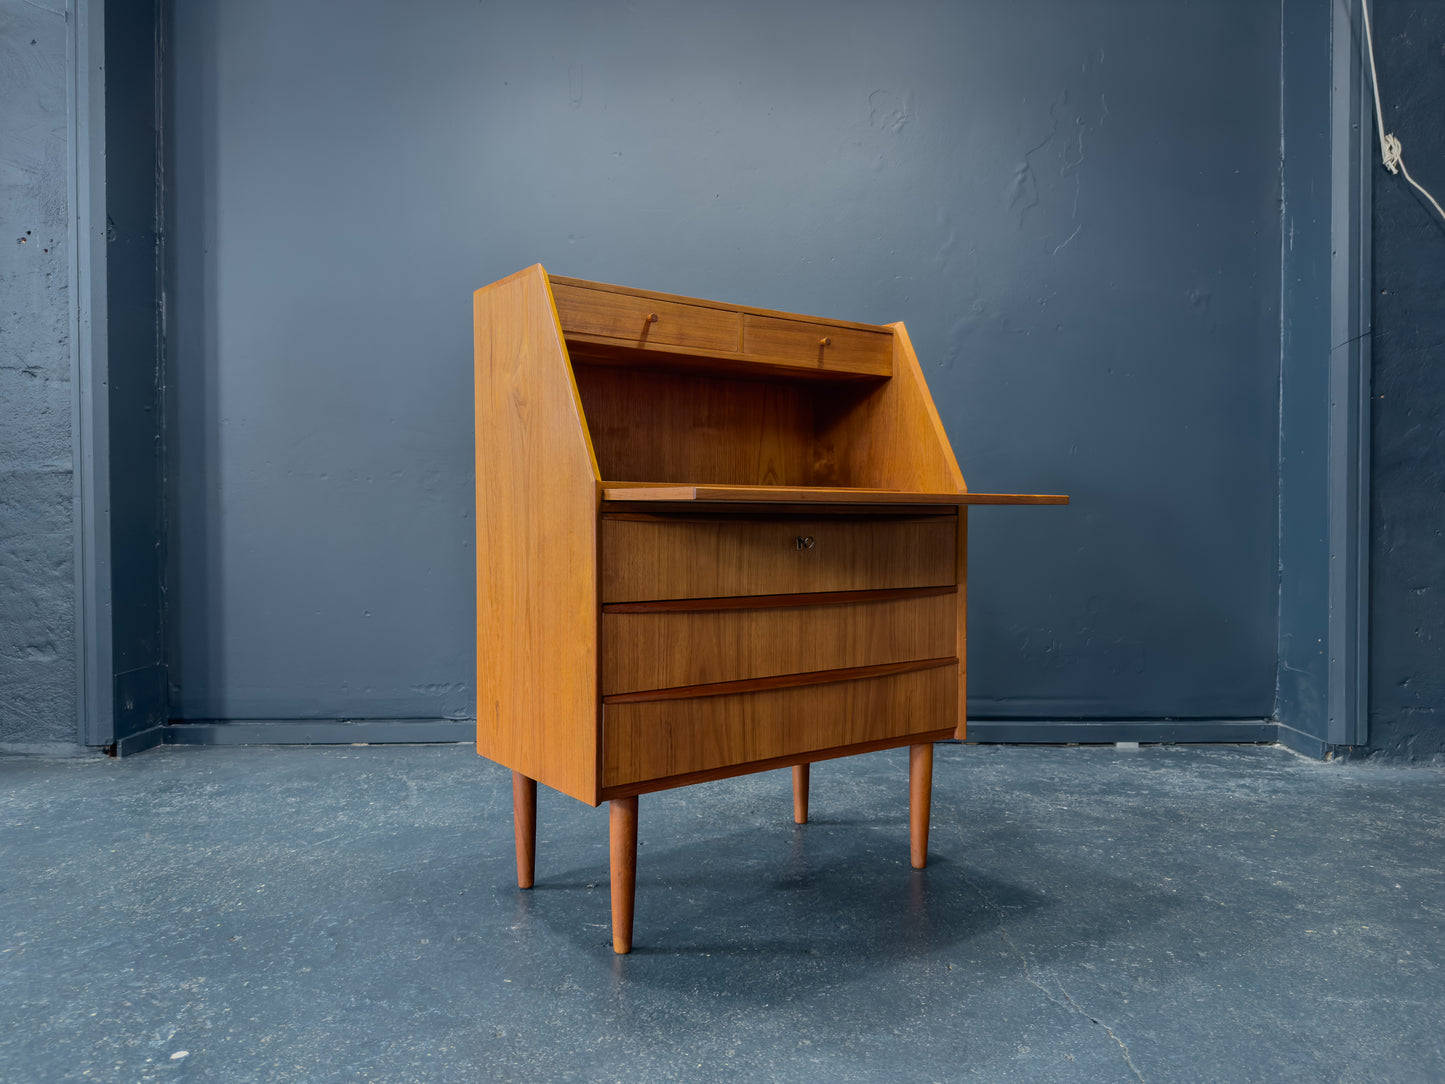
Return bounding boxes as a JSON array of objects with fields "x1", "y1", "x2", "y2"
[
  {"x1": 600, "y1": 515, "x2": 957, "y2": 602},
  {"x1": 474, "y1": 265, "x2": 601, "y2": 805},
  {"x1": 602, "y1": 665, "x2": 956, "y2": 786},
  {"x1": 813, "y1": 322, "x2": 969, "y2": 494},
  {"x1": 956, "y1": 509, "x2": 968, "y2": 741},
  {"x1": 809, "y1": 322, "x2": 972, "y2": 737},
  {"x1": 602, "y1": 591, "x2": 956, "y2": 693}
]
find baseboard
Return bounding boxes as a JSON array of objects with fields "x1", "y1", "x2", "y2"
[
  {"x1": 162, "y1": 719, "x2": 474, "y2": 745},
  {"x1": 964, "y1": 719, "x2": 1278, "y2": 745},
  {"x1": 1275, "y1": 722, "x2": 1328, "y2": 759},
  {"x1": 122, "y1": 717, "x2": 1285, "y2": 751},
  {"x1": 0, "y1": 741, "x2": 93, "y2": 758},
  {"x1": 112, "y1": 725, "x2": 165, "y2": 757}
]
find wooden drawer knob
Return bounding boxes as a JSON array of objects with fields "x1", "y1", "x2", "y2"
[
  {"x1": 646, "y1": 312, "x2": 659, "y2": 324},
  {"x1": 818, "y1": 336, "x2": 831, "y2": 347},
  {"x1": 795, "y1": 536, "x2": 815, "y2": 550}
]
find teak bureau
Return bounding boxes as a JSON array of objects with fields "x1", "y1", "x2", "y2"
[{"x1": 474, "y1": 265, "x2": 1066, "y2": 953}]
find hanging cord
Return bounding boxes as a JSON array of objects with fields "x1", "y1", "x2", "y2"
[{"x1": 1360, "y1": 0, "x2": 1445, "y2": 226}]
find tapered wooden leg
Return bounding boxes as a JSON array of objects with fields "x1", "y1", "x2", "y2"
[
  {"x1": 792, "y1": 763, "x2": 810, "y2": 824},
  {"x1": 609, "y1": 796, "x2": 639, "y2": 954},
  {"x1": 512, "y1": 772, "x2": 537, "y2": 889},
  {"x1": 909, "y1": 743, "x2": 934, "y2": 870}
]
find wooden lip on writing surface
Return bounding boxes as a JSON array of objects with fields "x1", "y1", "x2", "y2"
[
  {"x1": 601, "y1": 584, "x2": 957, "y2": 614},
  {"x1": 598, "y1": 728, "x2": 958, "y2": 800},
  {"x1": 600, "y1": 504, "x2": 960, "y2": 519},
  {"x1": 600, "y1": 484, "x2": 1069, "y2": 505},
  {"x1": 600, "y1": 656, "x2": 957, "y2": 705}
]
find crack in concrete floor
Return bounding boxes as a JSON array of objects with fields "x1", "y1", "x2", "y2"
[{"x1": 958, "y1": 867, "x2": 1146, "y2": 1082}]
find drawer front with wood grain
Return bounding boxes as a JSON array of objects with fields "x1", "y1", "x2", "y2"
[
  {"x1": 741, "y1": 314, "x2": 892, "y2": 376},
  {"x1": 600, "y1": 515, "x2": 957, "y2": 603},
  {"x1": 551, "y1": 283, "x2": 739, "y2": 352},
  {"x1": 601, "y1": 589, "x2": 956, "y2": 694},
  {"x1": 602, "y1": 663, "x2": 956, "y2": 787}
]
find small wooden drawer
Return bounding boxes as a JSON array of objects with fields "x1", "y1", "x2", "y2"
[
  {"x1": 741, "y1": 314, "x2": 891, "y2": 376},
  {"x1": 600, "y1": 514, "x2": 957, "y2": 603},
  {"x1": 602, "y1": 663, "x2": 956, "y2": 787},
  {"x1": 602, "y1": 588, "x2": 956, "y2": 694},
  {"x1": 552, "y1": 283, "x2": 739, "y2": 352}
]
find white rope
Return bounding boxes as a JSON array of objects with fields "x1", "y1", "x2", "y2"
[{"x1": 1359, "y1": 0, "x2": 1445, "y2": 227}]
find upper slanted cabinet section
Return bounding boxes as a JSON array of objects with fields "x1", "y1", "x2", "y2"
[
  {"x1": 532, "y1": 267, "x2": 1066, "y2": 506},
  {"x1": 550, "y1": 274, "x2": 894, "y2": 380}
]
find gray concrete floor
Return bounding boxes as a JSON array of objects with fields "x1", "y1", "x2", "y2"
[{"x1": 1, "y1": 742, "x2": 1443, "y2": 1083}]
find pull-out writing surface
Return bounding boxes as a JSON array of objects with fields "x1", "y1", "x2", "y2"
[{"x1": 600, "y1": 484, "x2": 1069, "y2": 505}]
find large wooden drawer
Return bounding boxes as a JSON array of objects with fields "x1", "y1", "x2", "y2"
[
  {"x1": 602, "y1": 663, "x2": 956, "y2": 787},
  {"x1": 551, "y1": 282, "x2": 739, "y2": 352},
  {"x1": 600, "y1": 514, "x2": 957, "y2": 603},
  {"x1": 741, "y1": 314, "x2": 891, "y2": 376},
  {"x1": 602, "y1": 588, "x2": 956, "y2": 694}
]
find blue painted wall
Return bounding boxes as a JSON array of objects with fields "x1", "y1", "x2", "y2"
[
  {"x1": 0, "y1": 0, "x2": 77, "y2": 753},
  {"x1": 163, "y1": 0, "x2": 1283, "y2": 728},
  {"x1": 1368, "y1": 0, "x2": 1445, "y2": 761}
]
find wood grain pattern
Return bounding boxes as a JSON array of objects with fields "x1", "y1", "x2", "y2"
[
  {"x1": 793, "y1": 764, "x2": 810, "y2": 824},
  {"x1": 600, "y1": 514, "x2": 957, "y2": 603},
  {"x1": 565, "y1": 337, "x2": 876, "y2": 381},
  {"x1": 814, "y1": 322, "x2": 984, "y2": 741},
  {"x1": 602, "y1": 665, "x2": 957, "y2": 787},
  {"x1": 552, "y1": 274, "x2": 895, "y2": 381},
  {"x1": 741, "y1": 313, "x2": 892, "y2": 376},
  {"x1": 909, "y1": 743, "x2": 933, "y2": 869},
  {"x1": 549, "y1": 274, "x2": 892, "y2": 333},
  {"x1": 602, "y1": 585, "x2": 955, "y2": 613},
  {"x1": 473, "y1": 267, "x2": 1068, "y2": 946},
  {"x1": 603, "y1": 657, "x2": 954, "y2": 704},
  {"x1": 473, "y1": 265, "x2": 600, "y2": 804},
  {"x1": 574, "y1": 366, "x2": 816, "y2": 486},
  {"x1": 512, "y1": 772, "x2": 536, "y2": 889},
  {"x1": 599, "y1": 728, "x2": 957, "y2": 799},
  {"x1": 812, "y1": 322, "x2": 969, "y2": 493},
  {"x1": 609, "y1": 796, "x2": 638, "y2": 954},
  {"x1": 602, "y1": 592, "x2": 956, "y2": 694},
  {"x1": 955, "y1": 493, "x2": 1069, "y2": 505},
  {"x1": 956, "y1": 509, "x2": 968, "y2": 741},
  {"x1": 601, "y1": 485, "x2": 1066, "y2": 505},
  {"x1": 552, "y1": 282, "x2": 740, "y2": 352},
  {"x1": 601, "y1": 500, "x2": 957, "y2": 518}
]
